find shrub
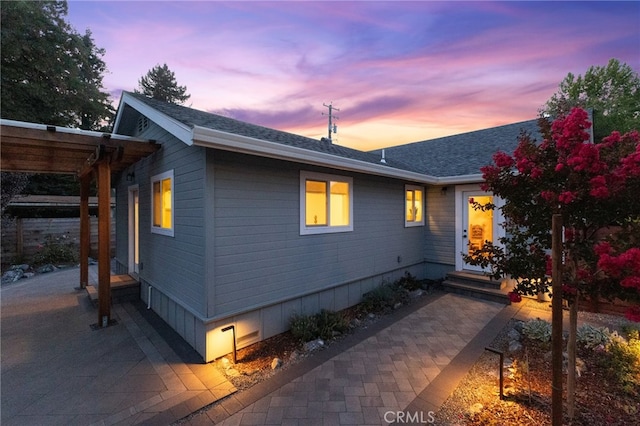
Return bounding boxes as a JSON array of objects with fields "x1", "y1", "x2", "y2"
[
  {"x1": 522, "y1": 318, "x2": 552, "y2": 343},
  {"x1": 360, "y1": 281, "x2": 407, "y2": 314},
  {"x1": 621, "y1": 324, "x2": 640, "y2": 341},
  {"x1": 33, "y1": 235, "x2": 78, "y2": 266},
  {"x1": 577, "y1": 324, "x2": 613, "y2": 349},
  {"x1": 599, "y1": 334, "x2": 640, "y2": 394},
  {"x1": 315, "y1": 309, "x2": 349, "y2": 341},
  {"x1": 289, "y1": 313, "x2": 318, "y2": 343},
  {"x1": 396, "y1": 271, "x2": 421, "y2": 291},
  {"x1": 289, "y1": 309, "x2": 349, "y2": 343}
]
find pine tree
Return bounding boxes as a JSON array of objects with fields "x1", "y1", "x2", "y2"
[{"x1": 136, "y1": 64, "x2": 190, "y2": 104}]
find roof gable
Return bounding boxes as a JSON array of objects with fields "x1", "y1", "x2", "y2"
[
  {"x1": 113, "y1": 92, "x2": 542, "y2": 183},
  {"x1": 114, "y1": 92, "x2": 420, "y2": 172}
]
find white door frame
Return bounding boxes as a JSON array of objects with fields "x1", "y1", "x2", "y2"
[
  {"x1": 454, "y1": 184, "x2": 505, "y2": 272},
  {"x1": 127, "y1": 185, "x2": 140, "y2": 276}
]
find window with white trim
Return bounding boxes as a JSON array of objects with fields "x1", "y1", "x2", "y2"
[
  {"x1": 405, "y1": 185, "x2": 424, "y2": 227},
  {"x1": 151, "y1": 170, "x2": 174, "y2": 236},
  {"x1": 300, "y1": 171, "x2": 353, "y2": 235}
]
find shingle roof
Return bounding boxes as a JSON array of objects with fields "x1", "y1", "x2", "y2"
[
  {"x1": 126, "y1": 92, "x2": 542, "y2": 179},
  {"x1": 372, "y1": 119, "x2": 541, "y2": 177},
  {"x1": 126, "y1": 92, "x2": 419, "y2": 173}
]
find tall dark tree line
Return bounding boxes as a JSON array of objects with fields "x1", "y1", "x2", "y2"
[{"x1": 1, "y1": 0, "x2": 113, "y2": 202}]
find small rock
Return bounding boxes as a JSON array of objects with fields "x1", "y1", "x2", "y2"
[
  {"x1": 36, "y1": 264, "x2": 57, "y2": 274},
  {"x1": 11, "y1": 264, "x2": 30, "y2": 272},
  {"x1": 393, "y1": 302, "x2": 402, "y2": 310},
  {"x1": 220, "y1": 358, "x2": 231, "y2": 369},
  {"x1": 507, "y1": 329, "x2": 521, "y2": 341},
  {"x1": 508, "y1": 340, "x2": 523, "y2": 354},
  {"x1": 409, "y1": 289, "x2": 424, "y2": 298},
  {"x1": 513, "y1": 320, "x2": 525, "y2": 333},
  {"x1": 468, "y1": 402, "x2": 484, "y2": 416},
  {"x1": 22, "y1": 272, "x2": 35, "y2": 279},
  {"x1": 350, "y1": 318, "x2": 362, "y2": 328},
  {"x1": 226, "y1": 368, "x2": 240, "y2": 377},
  {"x1": 368, "y1": 313, "x2": 376, "y2": 319},
  {"x1": 271, "y1": 358, "x2": 283, "y2": 370},
  {"x1": 303, "y1": 339, "x2": 324, "y2": 352},
  {"x1": 2, "y1": 269, "x2": 24, "y2": 284}
]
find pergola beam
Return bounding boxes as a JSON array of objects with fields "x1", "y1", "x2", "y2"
[{"x1": 1, "y1": 120, "x2": 160, "y2": 329}]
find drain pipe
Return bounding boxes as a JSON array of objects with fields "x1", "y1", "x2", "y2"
[{"x1": 147, "y1": 285, "x2": 152, "y2": 309}]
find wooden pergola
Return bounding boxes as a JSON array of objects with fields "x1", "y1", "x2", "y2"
[{"x1": 1, "y1": 120, "x2": 159, "y2": 326}]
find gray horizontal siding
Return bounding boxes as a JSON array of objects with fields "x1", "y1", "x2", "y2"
[
  {"x1": 424, "y1": 186, "x2": 455, "y2": 265},
  {"x1": 210, "y1": 151, "x2": 426, "y2": 315},
  {"x1": 115, "y1": 122, "x2": 207, "y2": 315}
]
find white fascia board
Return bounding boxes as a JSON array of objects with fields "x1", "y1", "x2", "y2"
[
  {"x1": 437, "y1": 174, "x2": 484, "y2": 185},
  {"x1": 192, "y1": 126, "x2": 443, "y2": 184},
  {"x1": 0, "y1": 118, "x2": 141, "y2": 142},
  {"x1": 114, "y1": 93, "x2": 193, "y2": 145}
]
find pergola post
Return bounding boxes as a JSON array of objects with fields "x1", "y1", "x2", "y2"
[
  {"x1": 79, "y1": 174, "x2": 90, "y2": 289},
  {"x1": 97, "y1": 160, "x2": 111, "y2": 326}
]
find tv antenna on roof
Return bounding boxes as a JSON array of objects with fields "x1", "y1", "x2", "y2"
[{"x1": 322, "y1": 102, "x2": 339, "y2": 143}]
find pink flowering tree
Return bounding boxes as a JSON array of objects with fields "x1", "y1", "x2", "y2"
[{"x1": 465, "y1": 107, "x2": 640, "y2": 321}]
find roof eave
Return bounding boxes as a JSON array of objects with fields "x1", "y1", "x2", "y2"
[
  {"x1": 192, "y1": 126, "x2": 447, "y2": 184},
  {"x1": 114, "y1": 92, "x2": 193, "y2": 145}
]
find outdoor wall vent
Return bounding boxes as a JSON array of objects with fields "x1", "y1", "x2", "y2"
[{"x1": 136, "y1": 116, "x2": 149, "y2": 135}]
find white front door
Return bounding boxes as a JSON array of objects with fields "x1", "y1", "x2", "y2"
[
  {"x1": 128, "y1": 185, "x2": 140, "y2": 276},
  {"x1": 455, "y1": 185, "x2": 504, "y2": 273},
  {"x1": 462, "y1": 191, "x2": 494, "y2": 272}
]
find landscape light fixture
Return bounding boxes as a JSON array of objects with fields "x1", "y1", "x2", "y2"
[{"x1": 221, "y1": 325, "x2": 237, "y2": 364}]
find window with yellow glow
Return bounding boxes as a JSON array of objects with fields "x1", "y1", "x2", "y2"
[
  {"x1": 405, "y1": 185, "x2": 424, "y2": 227},
  {"x1": 151, "y1": 170, "x2": 174, "y2": 236},
  {"x1": 300, "y1": 171, "x2": 353, "y2": 235}
]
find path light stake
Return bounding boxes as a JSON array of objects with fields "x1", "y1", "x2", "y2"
[
  {"x1": 221, "y1": 325, "x2": 237, "y2": 364},
  {"x1": 485, "y1": 347, "x2": 504, "y2": 400}
]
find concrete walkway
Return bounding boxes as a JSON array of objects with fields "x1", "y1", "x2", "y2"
[
  {"x1": 1, "y1": 267, "x2": 236, "y2": 426},
  {"x1": 184, "y1": 293, "x2": 515, "y2": 425}
]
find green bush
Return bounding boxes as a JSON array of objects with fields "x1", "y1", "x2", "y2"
[
  {"x1": 33, "y1": 235, "x2": 78, "y2": 266},
  {"x1": 289, "y1": 313, "x2": 318, "y2": 343},
  {"x1": 315, "y1": 309, "x2": 349, "y2": 341},
  {"x1": 396, "y1": 271, "x2": 421, "y2": 291},
  {"x1": 522, "y1": 318, "x2": 552, "y2": 343},
  {"x1": 360, "y1": 281, "x2": 407, "y2": 314},
  {"x1": 289, "y1": 309, "x2": 349, "y2": 343},
  {"x1": 598, "y1": 335, "x2": 640, "y2": 394},
  {"x1": 621, "y1": 324, "x2": 640, "y2": 341},
  {"x1": 577, "y1": 324, "x2": 613, "y2": 349}
]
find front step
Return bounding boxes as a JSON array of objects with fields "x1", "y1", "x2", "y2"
[
  {"x1": 442, "y1": 271, "x2": 512, "y2": 305},
  {"x1": 85, "y1": 274, "x2": 140, "y2": 306}
]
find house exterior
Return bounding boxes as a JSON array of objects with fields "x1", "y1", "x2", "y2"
[{"x1": 112, "y1": 92, "x2": 539, "y2": 362}]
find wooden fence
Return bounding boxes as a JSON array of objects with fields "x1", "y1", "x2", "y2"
[{"x1": 1, "y1": 217, "x2": 116, "y2": 266}]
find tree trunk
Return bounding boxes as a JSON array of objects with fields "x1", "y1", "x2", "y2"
[
  {"x1": 567, "y1": 297, "x2": 578, "y2": 419},
  {"x1": 551, "y1": 214, "x2": 564, "y2": 426}
]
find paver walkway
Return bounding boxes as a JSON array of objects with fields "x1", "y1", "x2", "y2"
[
  {"x1": 186, "y1": 293, "x2": 512, "y2": 425},
  {"x1": 0, "y1": 267, "x2": 236, "y2": 426}
]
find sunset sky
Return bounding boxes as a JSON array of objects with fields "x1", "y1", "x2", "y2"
[{"x1": 66, "y1": 1, "x2": 640, "y2": 151}]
